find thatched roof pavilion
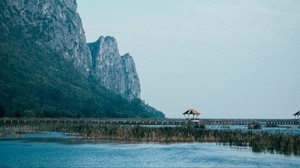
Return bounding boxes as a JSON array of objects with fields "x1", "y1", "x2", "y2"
[
  {"x1": 293, "y1": 111, "x2": 300, "y2": 119},
  {"x1": 183, "y1": 108, "x2": 200, "y2": 119}
]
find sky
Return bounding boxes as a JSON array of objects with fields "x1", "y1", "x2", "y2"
[{"x1": 77, "y1": 0, "x2": 300, "y2": 119}]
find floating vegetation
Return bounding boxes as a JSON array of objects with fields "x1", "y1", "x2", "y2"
[
  {"x1": 1, "y1": 121, "x2": 299, "y2": 156},
  {"x1": 248, "y1": 122, "x2": 262, "y2": 129}
]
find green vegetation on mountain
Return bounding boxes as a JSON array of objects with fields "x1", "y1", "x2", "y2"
[
  {"x1": 0, "y1": 35, "x2": 163, "y2": 118},
  {"x1": 0, "y1": 2, "x2": 164, "y2": 118}
]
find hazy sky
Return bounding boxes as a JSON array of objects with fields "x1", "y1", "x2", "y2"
[{"x1": 77, "y1": 0, "x2": 300, "y2": 119}]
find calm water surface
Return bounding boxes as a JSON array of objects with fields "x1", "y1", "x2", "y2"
[{"x1": 0, "y1": 133, "x2": 299, "y2": 168}]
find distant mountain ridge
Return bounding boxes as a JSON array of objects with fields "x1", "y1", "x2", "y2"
[{"x1": 0, "y1": 0, "x2": 164, "y2": 118}]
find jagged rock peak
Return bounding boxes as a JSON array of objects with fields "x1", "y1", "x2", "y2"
[
  {"x1": 102, "y1": 36, "x2": 117, "y2": 43},
  {"x1": 122, "y1": 53, "x2": 131, "y2": 57},
  {"x1": 0, "y1": 0, "x2": 165, "y2": 118},
  {"x1": 0, "y1": 0, "x2": 92, "y2": 76},
  {"x1": 88, "y1": 36, "x2": 141, "y2": 100},
  {"x1": 96, "y1": 36, "x2": 118, "y2": 46}
]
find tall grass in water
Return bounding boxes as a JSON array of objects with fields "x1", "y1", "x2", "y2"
[{"x1": 1, "y1": 122, "x2": 299, "y2": 155}]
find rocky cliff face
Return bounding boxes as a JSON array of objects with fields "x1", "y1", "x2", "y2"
[
  {"x1": 0, "y1": 0, "x2": 91, "y2": 75},
  {"x1": 88, "y1": 36, "x2": 141, "y2": 100},
  {"x1": 0, "y1": 0, "x2": 163, "y2": 118},
  {"x1": 1, "y1": 0, "x2": 142, "y2": 100}
]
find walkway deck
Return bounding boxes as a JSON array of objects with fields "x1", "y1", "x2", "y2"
[{"x1": 0, "y1": 118, "x2": 299, "y2": 125}]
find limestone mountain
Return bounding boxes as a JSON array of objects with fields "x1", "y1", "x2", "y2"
[
  {"x1": 0, "y1": 0, "x2": 92, "y2": 75},
  {"x1": 0, "y1": 0, "x2": 164, "y2": 118},
  {"x1": 88, "y1": 36, "x2": 141, "y2": 100}
]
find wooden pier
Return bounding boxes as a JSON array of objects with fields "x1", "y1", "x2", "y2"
[{"x1": 0, "y1": 118, "x2": 299, "y2": 126}]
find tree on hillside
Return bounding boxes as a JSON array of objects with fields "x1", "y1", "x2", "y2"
[{"x1": 0, "y1": 105, "x2": 5, "y2": 117}]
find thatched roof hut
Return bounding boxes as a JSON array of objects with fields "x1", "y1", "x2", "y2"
[
  {"x1": 293, "y1": 111, "x2": 300, "y2": 119},
  {"x1": 183, "y1": 108, "x2": 200, "y2": 119},
  {"x1": 183, "y1": 108, "x2": 200, "y2": 115}
]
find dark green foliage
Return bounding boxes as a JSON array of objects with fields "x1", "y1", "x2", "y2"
[
  {"x1": 248, "y1": 122, "x2": 261, "y2": 129},
  {"x1": 0, "y1": 105, "x2": 5, "y2": 117},
  {"x1": 194, "y1": 124, "x2": 206, "y2": 129},
  {"x1": 0, "y1": 1, "x2": 164, "y2": 118},
  {"x1": 14, "y1": 111, "x2": 21, "y2": 118},
  {"x1": 0, "y1": 39, "x2": 163, "y2": 118}
]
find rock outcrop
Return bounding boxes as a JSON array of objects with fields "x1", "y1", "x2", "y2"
[
  {"x1": 0, "y1": 0, "x2": 92, "y2": 75},
  {"x1": 1, "y1": 0, "x2": 142, "y2": 100},
  {"x1": 0, "y1": 0, "x2": 164, "y2": 118},
  {"x1": 88, "y1": 36, "x2": 141, "y2": 100}
]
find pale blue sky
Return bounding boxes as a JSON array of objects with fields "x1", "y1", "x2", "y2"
[{"x1": 77, "y1": 0, "x2": 300, "y2": 119}]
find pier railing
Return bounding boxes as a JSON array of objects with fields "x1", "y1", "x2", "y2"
[{"x1": 0, "y1": 118, "x2": 299, "y2": 126}]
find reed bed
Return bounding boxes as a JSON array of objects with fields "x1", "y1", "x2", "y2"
[{"x1": 1, "y1": 122, "x2": 299, "y2": 156}]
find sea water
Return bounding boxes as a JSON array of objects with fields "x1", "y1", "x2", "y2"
[{"x1": 0, "y1": 132, "x2": 299, "y2": 167}]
